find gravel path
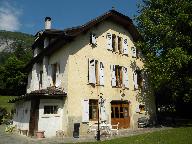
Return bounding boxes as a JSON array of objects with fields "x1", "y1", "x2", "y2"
[{"x1": 0, "y1": 125, "x2": 170, "y2": 144}]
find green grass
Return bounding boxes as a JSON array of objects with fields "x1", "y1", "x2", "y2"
[
  {"x1": 0, "y1": 96, "x2": 15, "y2": 112},
  {"x1": 77, "y1": 127, "x2": 192, "y2": 144}
]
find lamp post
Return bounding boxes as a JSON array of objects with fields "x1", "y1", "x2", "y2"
[
  {"x1": 97, "y1": 95, "x2": 103, "y2": 141},
  {"x1": 97, "y1": 104, "x2": 100, "y2": 141},
  {"x1": 97, "y1": 96, "x2": 102, "y2": 141}
]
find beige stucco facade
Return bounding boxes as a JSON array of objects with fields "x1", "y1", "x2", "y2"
[{"x1": 14, "y1": 14, "x2": 156, "y2": 138}]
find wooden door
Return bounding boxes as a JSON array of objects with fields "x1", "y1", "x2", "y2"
[
  {"x1": 29, "y1": 99, "x2": 39, "y2": 136},
  {"x1": 111, "y1": 103, "x2": 130, "y2": 129}
]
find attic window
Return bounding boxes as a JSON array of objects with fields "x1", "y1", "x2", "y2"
[
  {"x1": 112, "y1": 34, "x2": 116, "y2": 52},
  {"x1": 117, "y1": 36, "x2": 122, "y2": 53},
  {"x1": 131, "y1": 47, "x2": 137, "y2": 58},
  {"x1": 90, "y1": 33, "x2": 97, "y2": 46}
]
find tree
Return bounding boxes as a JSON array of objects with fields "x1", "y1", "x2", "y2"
[
  {"x1": 0, "y1": 56, "x2": 27, "y2": 95},
  {"x1": 136, "y1": 0, "x2": 192, "y2": 116}
]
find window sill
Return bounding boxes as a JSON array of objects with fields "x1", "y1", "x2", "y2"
[
  {"x1": 87, "y1": 83, "x2": 104, "y2": 87},
  {"x1": 42, "y1": 114, "x2": 60, "y2": 118}
]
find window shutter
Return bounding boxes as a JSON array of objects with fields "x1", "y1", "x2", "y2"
[
  {"x1": 106, "y1": 33, "x2": 112, "y2": 51},
  {"x1": 133, "y1": 71, "x2": 138, "y2": 89},
  {"x1": 123, "y1": 67, "x2": 129, "y2": 88},
  {"x1": 47, "y1": 65, "x2": 52, "y2": 86},
  {"x1": 99, "y1": 62, "x2": 104, "y2": 85},
  {"x1": 123, "y1": 38, "x2": 128, "y2": 55},
  {"x1": 132, "y1": 47, "x2": 137, "y2": 58},
  {"x1": 99, "y1": 99, "x2": 107, "y2": 122},
  {"x1": 88, "y1": 59, "x2": 96, "y2": 84},
  {"x1": 111, "y1": 65, "x2": 116, "y2": 86},
  {"x1": 82, "y1": 99, "x2": 89, "y2": 123}
]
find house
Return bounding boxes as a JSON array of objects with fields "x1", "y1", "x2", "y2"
[{"x1": 10, "y1": 10, "x2": 156, "y2": 138}]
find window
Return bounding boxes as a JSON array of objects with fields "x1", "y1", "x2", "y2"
[
  {"x1": 111, "y1": 65, "x2": 129, "y2": 88},
  {"x1": 112, "y1": 34, "x2": 116, "y2": 52},
  {"x1": 111, "y1": 104, "x2": 129, "y2": 118},
  {"x1": 133, "y1": 70, "x2": 143, "y2": 89},
  {"x1": 44, "y1": 105, "x2": 58, "y2": 114},
  {"x1": 90, "y1": 33, "x2": 97, "y2": 46},
  {"x1": 139, "y1": 105, "x2": 145, "y2": 113},
  {"x1": 137, "y1": 70, "x2": 143, "y2": 88},
  {"x1": 88, "y1": 59, "x2": 104, "y2": 85},
  {"x1": 51, "y1": 63, "x2": 60, "y2": 86},
  {"x1": 131, "y1": 47, "x2": 137, "y2": 58},
  {"x1": 89, "y1": 99, "x2": 98, "y2": 120},
  {"x1": 39, "y1": 70, "x2": 43, "y2": 89},
  {"x1": 115, "y1": 65, "x2": 123, "y2": 87},
  {"x1": 118, "y1": 36, "x2": 122, "y2": 53}
]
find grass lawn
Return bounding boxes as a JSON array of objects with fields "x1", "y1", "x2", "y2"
[
  {"x1": 0, "y1": 96, "x2": 15, "y2": 112},
  {"x1": 77, "y1": 127, "x2": 192, "y2": 144}
]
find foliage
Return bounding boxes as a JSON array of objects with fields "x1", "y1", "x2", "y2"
[
  {"x1": 135, "y1": 0, "x2": 192, "y2": 112},
  {"x1": 0, "y1": 56, "x2": 28, "y2": 95},
  {"x1": 0, "y1": 96, "x2": 14, "y2": 112},
  {"x1": 5, "y1": 125, "x2": 15, "y2": 133},
  {"x1": 0, "y1": 30, "x2": 34, "y2": 95}
]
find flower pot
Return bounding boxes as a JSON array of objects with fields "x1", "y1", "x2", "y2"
[{"x1": 36, "y1": 131, "x2": 45, "y2": 138}]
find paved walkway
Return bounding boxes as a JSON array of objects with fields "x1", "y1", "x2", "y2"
[{"x1": 0, "y1": 125, "x2": 170, "y2": 144}]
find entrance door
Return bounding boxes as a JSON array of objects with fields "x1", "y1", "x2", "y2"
[{"x1": 111, "y1": 101, "x2": 130, "y2": 129}]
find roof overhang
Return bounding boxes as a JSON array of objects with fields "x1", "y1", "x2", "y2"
[{"x1": 8, "y1": 87, "x2": 67, "y2": 103}]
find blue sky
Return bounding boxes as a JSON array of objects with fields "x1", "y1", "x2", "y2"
[{"x1": 0, "y1": 0, "x2": 141, "y2": 35}]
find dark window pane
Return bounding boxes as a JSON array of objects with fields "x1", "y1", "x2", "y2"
[
  {"x1": 115, "y1": 107, "x2": 119, "y2": 118},
  {"x1": 111, "y1": 107, "x2": 114, "y2": 118},
  {"x1": 120, "y1": 112, "x2": 124, "y2": 118}
]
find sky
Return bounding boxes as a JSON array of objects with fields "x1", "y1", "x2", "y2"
[{"x1": 0, "y1": 0, "x2": 141, "y2": 35}]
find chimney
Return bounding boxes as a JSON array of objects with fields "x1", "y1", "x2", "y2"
[{"x1": 45, "y1": 17, "x2": 51, "y2": 30}]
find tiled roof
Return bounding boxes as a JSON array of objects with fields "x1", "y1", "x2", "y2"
[
  {"x1": 25, "y1": 9, "x2": 141, "y2": 72},
  {"x1": 8, "y1": 86, "x2": 67, "y2": 103}
]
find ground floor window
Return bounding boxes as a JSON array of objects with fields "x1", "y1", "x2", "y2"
[
  {"x1": 111, "y1": 104, "x2": 129, "y2": 118},
  {"x1": 89, "y1": 99, "x2": 98, "y2": 120},
  {"x1": 44, "y1": 105, "x2": 58, "y2": 114}
]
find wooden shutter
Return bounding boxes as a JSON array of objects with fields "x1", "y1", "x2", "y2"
[
  {"x1": 99, "y1": 62, "x2": 104, "y2": 85},
  {"x1": 123, "y1": 67, "x2": 129, "y2": 88},
  {"x1": 111, "y1": 65, "x2": 116, "y2": 86},
  {"x1": 133, "y1": 71, "x2": 138, "y2": 89},
  {"x1": 82, "y1": 99, "x2": 89, "y2": 123},
  {"x1": 132, "y1": 47, "x2": 137, "y2": 58},
  {"x1": 99, "y1": 99, "x2": 107, "y2": 122},
  {"x1": 106, "y1": 33, "x2": 112, "y2": 51},
  {"x1": 88, "y1": 59, "x2": 96, "y2": 84},
  {"x1": 123, "y1": 38, "x2": 128, "y2": 55}
]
